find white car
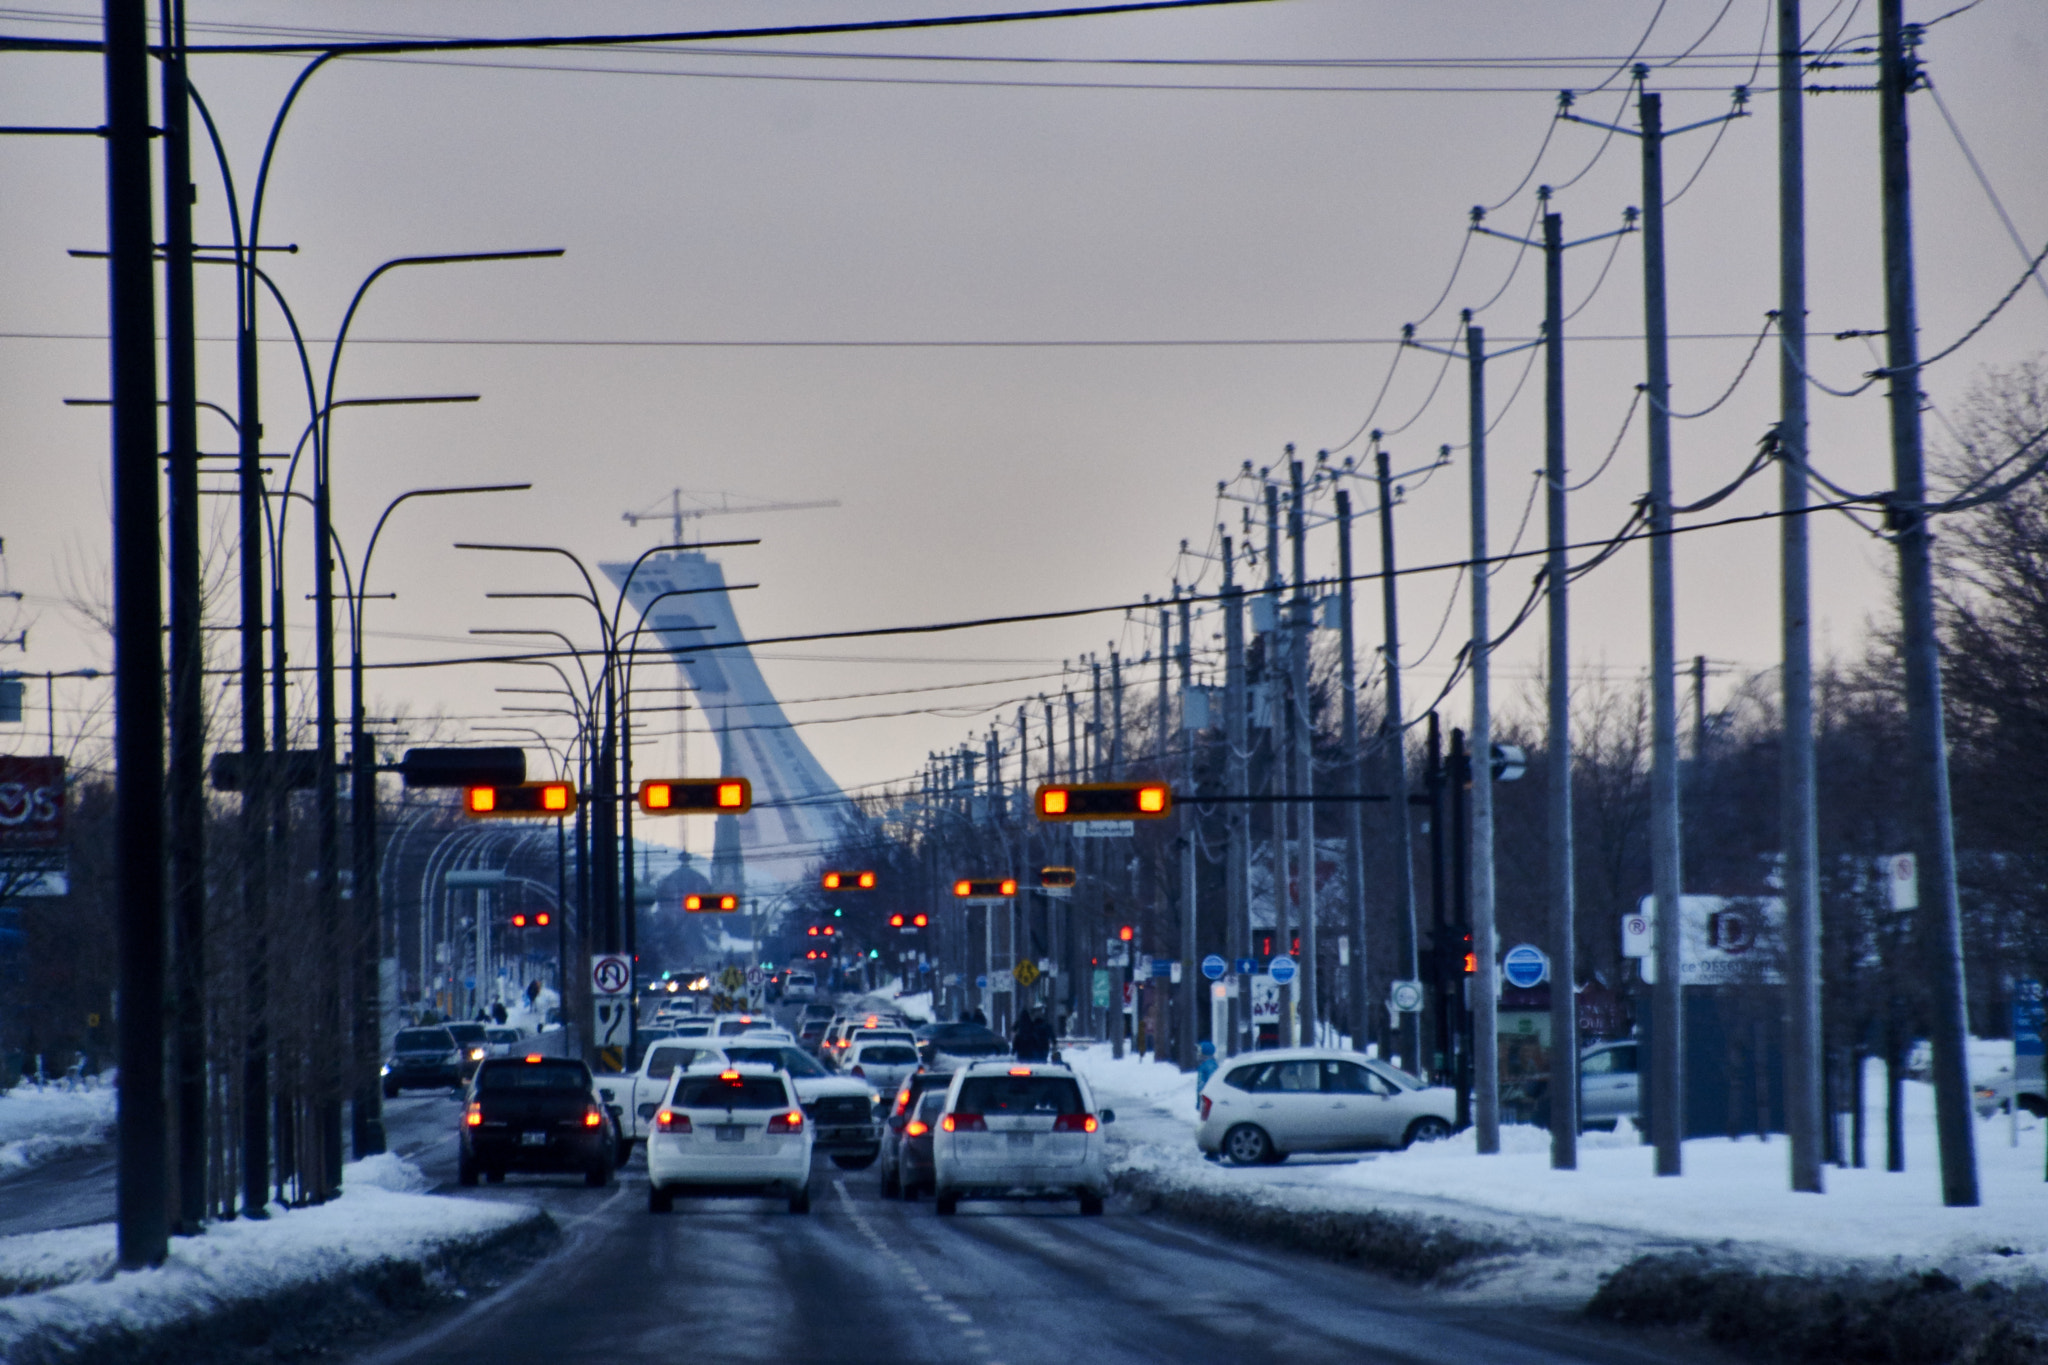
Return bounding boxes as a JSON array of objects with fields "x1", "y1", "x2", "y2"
[
  {"x1": 931, "y1": 1062, "x2": 1114, "y2": 1216},
  {"x1": 782, "y1": 971, "x2": 818, "y2": 1003},
  {"x1": 645, "y1": 1063, "x2": 813, "y2": 1214},
  {"x1": 1196, "y1": 1048, "x2": 1456, "y2": 1163},
  {"x1": 482, "y1": 1025, "x2": 525, "y2": 1059},
  {"x1": 711, "y1": 1039, "x2": 884, "y2": 1169},
  {"x1": 845, "y1": 1039, "x2": 920, "y2": 1097}
]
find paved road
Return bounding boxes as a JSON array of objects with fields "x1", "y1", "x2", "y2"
[
  {"x1": 366, "y1": 1129, "x2": 1717, "y2": 1365},
  {"x1": 0, "y1": 1148, "x2": 116, "y2": 1237}
]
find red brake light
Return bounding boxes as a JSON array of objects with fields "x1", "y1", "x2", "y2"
[
  {"x1": 524, "y1": 1053, "x2": 542, "y2": 1063},
  {"x1": 584, "y1": 1108, "x2": 603, "y2": 1128},
  {"x1": 719, "y1": 1070, "x2": 741, "y2": 1081},
  {"x1": 893, "y1": 1086, "x2": 913, "y2": 1116},
  {"x1": 1053, "y1": 1113, "x2": 1098, "y2": 1134},
  {"x1": 464, "y1": 1102, "x2": 482, "y2": 1127},
  {"x1": 768, "y1": 1110, "x2": 804, "y2": 1134},
  {"x1": 942, "y1": 1112, "x2": 987, "y2": 1133},
  {"x1": 905, "y1": 1120, "x2": 929, "y2": 1137},
  {"x1": 656, "y1": 1109, "x2": 691, "y2": 1133},
  {"x1": 1199, "y1": 1095, "x2": 1212, "y2": 1121}
]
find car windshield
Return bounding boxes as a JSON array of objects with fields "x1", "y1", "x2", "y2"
[
  {"x1": 486, "y1": 1028, "x2": 520, "y2": 1043},
  {"x1": 395, "y1": 1029, "x2": 453, "y2": 1051},
  {"x1": 477, "y1": 1061, "x2": 589, "y2": 1092},
  {"x1": 671, "y1": 1074, "x2": 790, "y2": 1110},
  {"x1": 857, "y1": 1045, "x2": 919, "y2": 1065},
  {"x1": 721, "y1": 1046, "x2": 828, "y2": 1078},
  {"x1": 447, "y1": 1023, "x2": 488, "y2": 1044},
  {"x1": 956, "y1": 1074, "x2": 1085, "y2": 1115}
]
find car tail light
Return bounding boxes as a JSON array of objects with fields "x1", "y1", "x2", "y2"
[
  {"x1": 656, "y1": 1109, "x2": 690, "y2": 1132},
  {"x1": 768, "y1": 1110, "x2": 804, "y2": 1134},
  {"x1": 904, "y1": 1119, "x2": 930, "y2": 1137},
  {"x1": 942, "y1": 1112, "x2": 986, "y2": 1133},
  {"x1": 464, "y1": 1102, "x2": 482, "y2": 1127},
  {"x1": 1199, "y1": 1095, "x2": 1212, "y2": 1121},
  {"x1": 584, "y1": 1108, "x2": 603, "y2": 1128},
  {"x1": 1053, "y1": 1113, "x2": 1098, "y2": 1134},
  {"x1": 893, "y1": 1086, "x2": 913, "y2": 1116}
]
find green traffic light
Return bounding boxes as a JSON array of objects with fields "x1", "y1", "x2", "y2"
[
  {"x1": 868, "y1": 949, "x2": 879, "y2": 959},
  {"x1": 832, "y1": 907, "x2": 843, "y2": 917}
]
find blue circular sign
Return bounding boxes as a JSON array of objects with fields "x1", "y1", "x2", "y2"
[
  {"x1": 1501, "y1": 943, "x2": 1549, "y2": 990},
  {"x1": 1201, "y1": 954, "x2": 1228, "y2": 981},
  {"x1": 974, "y1": 973, "x2": 989, "y2": 990},
  {"x1": 1267, "y1": 955, "x2": 1297, "y2": 985}
]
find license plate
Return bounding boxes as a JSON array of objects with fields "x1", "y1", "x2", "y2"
[
  {"x1": 714, "y1": 1125, "x2": 746, "y2": 1143},
  {"x1": 1007, "y1": 1132, "x2": 1035, "y2": 1148},
  {"x1": 520, "y1": 1132, "x2": 547, "y2": 1147}
]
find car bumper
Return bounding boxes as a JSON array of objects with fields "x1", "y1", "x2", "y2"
[
  {"x1": 465, "y1": 1129, "x2": 609, "y2": 1170},
  {"x1": 387, "y1": 1065, "x2": 461, "y2": 1089},
  {"x1": 812, "y1": 1123, "x2": 881, "y2": 1154},
  {"x1": 646, "y1": 1135, "x2": 812, "y2": 1188}
]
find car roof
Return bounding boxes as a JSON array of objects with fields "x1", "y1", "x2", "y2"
[
  {"x1": 681, "y1": 1059, "x2": 783, "y2": 1074},
  {"x1": 961, "y1": 1060, "x2": 1072, "y2": 1075}
]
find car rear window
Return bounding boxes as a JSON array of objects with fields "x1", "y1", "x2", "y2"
[
  {"x1": 645, "y1": 1046, "x2": 713, "y2": 1080},
  {"x1": 916, "y1": 1091, "x2": 947, "y2": 1122},
  {"x1": 477, "y1": 1061, "x2": 589, "y2": 1092},
  {"x1": 858, "y1": 1045, "x2": 919, "y2": 1064},
  {"x1": 447, "y1": 1023, "x2": 487, "y2": 1044},
  {"x1": 395, "y1": 1029, "x2": 452, "y2": 1051},
  {"x1": 716, "y1": 1019, "x2": 760, "y2": 1037},
  {"x1": 671, "y1": 1074, "x2": 790, "y2": 1110},
  {"x1": 721, "y1": 1046, "x2": 828, "y2": 1078},
  {"x1": 956, "y1": 1075, "x2": 1084, "y2": 1115}
]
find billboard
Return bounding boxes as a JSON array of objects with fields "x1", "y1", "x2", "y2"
[
  {"x1": 1625, "y1": 894, "x2": 1786, "y2": 985},
  {"x1": 0, "y1": 756, "x2": 64, "y2": 851}
]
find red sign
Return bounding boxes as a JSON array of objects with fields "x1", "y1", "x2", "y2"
[{"x1": 0, "y1": 757, "x2": 65, "y2": 850}]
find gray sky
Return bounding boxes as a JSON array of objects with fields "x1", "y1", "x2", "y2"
[{"x1": 2, "y1": 0, "x2": 2045, "y2": 857}]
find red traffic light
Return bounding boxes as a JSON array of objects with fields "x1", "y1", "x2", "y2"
[
  {"x1": 464, "y1": 781, "x2": 576, "y2": 818},
  {"x1": 1034, "y1": 782, "x2": 1171, "y2": 822},
  {"x1": 1118, "y1": 925, "x2": 1134, "y2": 942},
  {"x1": 821, "y1": 870, "x2": 878, "y2": 891},
  {"x1": 953, "y1": 878, "x2": 1018, "y2": 898},
  {"x1": 510, "y1": 913, "x2": 528, "y2": 928},
  {"x1": 889, "y1": 914, "x2": 905, "y2": 928},
  {"x1": 912, "y1": 914, "x2": 928, "y2": 928},
  {"x1": 683, "y1": 893, "x2": 740, "y2": 913},
  {"x1": 638, "y1": 778, "x2": 752, "y2": 815}
]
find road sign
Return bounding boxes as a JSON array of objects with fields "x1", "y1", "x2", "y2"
[
  {"x1": 1071, "y1": 821, "x2": 1135, "y2": 839},
  {"x1": 1013, "y1": 959, "x2": 1041, "y2": 987},
  {"x1": 975, "y1": 973, "x2": 989, "y2": 990},
  {"x1": 1235, "y1": 956, "x2": 1256, "y2": 976},
  {"x1": 1490, "y1": 742, "x2": 1527, "y2": 783},
  {"x1": 1151, "y1": 959, "x2": 1176, "y2": 981},
  {"x1": 1501, "y1": 943, "x2": 1549, "y2": 989},
  {"x1": 746, "y1": 966, "x2": 764, "y2": 987},
  {"x1": 1388, "y1": 979, "x2": 1424, "y2": 1013},
  {"x1": 590, "y1": 953, "x2": 631, "y2": 996},
  {"x1": 718, "y1": 965, "x2": 746, "y2": 993},
  {"x1": 1621, "y1": 912, "x2": 1651, "y2": 958},
  {"x1": 1883, "y1": 852, "x2": 1918, "y2": 912},
  {"x1": 1201, "y1": 954, "x2": 1228, "y2": 981},
  {"x1": 1267, "y1": 954, "x2": 1297, "y2": 986},
  {"x1": 1092, "y1": 969, "x2": 1111, "y2": 1008}
]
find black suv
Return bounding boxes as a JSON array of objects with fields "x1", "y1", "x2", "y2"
[
  {"x1": 459, "y1": 1056, "x2": 617, "y2": 1187},
  {"x1": 383, "y1": 1026, "x2": 462, "y2": 1095}
]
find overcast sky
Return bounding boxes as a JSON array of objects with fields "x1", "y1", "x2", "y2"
[{"x1": 2, "y1": 0, "x2": 2044, "y2": 857}]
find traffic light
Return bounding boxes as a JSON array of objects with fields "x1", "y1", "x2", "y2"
[
  {"x1": 464, "y1": 781, "x2": 576, "y2": 818},
  {"x1": 1038, "y1": 866, "x2": 1077, "y2": 889},
  {"x1": 1118, "y1": 925, "x2": 1134, "y2": 943},
  {"x1": 683, "y1": 893, "x2": 739, "y2": 913},
  {"x1": 888, "y1": 913, "x2": 930, "y2": 930},
  {"x1": 1462, "y1": 931, "x2": 1477, "y2": 975},
  {"x1": 807, "y1": 924, "x2": 837, "y2": 937},
  {"x1": 1033, "y1": 782, "x2": 1171, "y2": 822},
  {"x1": 821, "y1": 870, "x2": 876, "y2": 891},
  {"x1": 637, "y1": 778, "x2": 752, "y2": 814},
  {"x1": 952, "y1": 878, "x2": 1018, "y2": 898},
  {"x1": 508, "y1": 911, "x2": 553, "y2": 929},
  {"x1": 399, "y1": 746, "x2": 525, "y2": 789}
]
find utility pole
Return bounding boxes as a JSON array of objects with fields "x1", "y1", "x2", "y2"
[
  {"x1": 158, "y1": 0, "x2": 207, "y2": 1236},
  {"x1": 1878, "y1": 0, "x2": 1976, "y2": 1207},
  {"x1": 1176, "y1": 589, "x2": 1197, "y2": 1068},
  {"x1": 1541, "y1": 204, "x2": 1579, "y2": 1171},
  {"x1": 1288, "y1": 458, "x2": 1319, "y2": 1038},
  {"x1": 1467, "y1": 318, "x2": 1503, "y2": 1155},
  {"x1": 1335, "y1": 493, "x2": 1369, "y2": 1055},
  {"x1": 1221, "y1": 537, "x2": 1250, "y2": 1056},
  {"x1": 105, "y1": 0, "x2": 168, "y2": 1269},
  {"x1": 1373, "y1": 445, "x2": 1420, "y2": 1074},
  {"x1": 1263, "y1": 479, "x2": 1292, "y2": 1043},
  {"x1": 1778, "y1": 0, "x2": 1826, "y2": 1198},
  {"x1": 1427, "y1": 714, "x2": 1450, "y2": 1081}
]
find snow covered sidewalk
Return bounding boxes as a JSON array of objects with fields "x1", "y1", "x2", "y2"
[
  {"x1": 0, "y1": 1154, "x2": 553, "y2": 1364},
  {"x1": 0, "y1": 1081, "x2": 116, "y2": 1180},
  {"x1": 1068, "y1": 1043, "x2": 2048, "y2": 1291}
]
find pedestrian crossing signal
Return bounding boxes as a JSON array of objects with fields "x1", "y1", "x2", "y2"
[
  {"x1": 638, "y1": 778, "x2": 752, "y2": 814},
  {"x1": 684, "y1": 893, "x2": 739, "y2": 913},
  {"x1": 464, "y1": 782, "x2": 576, "y2": 818},
  {"x1": 1033, "y1": 782, "x2": 1171, "y2": 821}
]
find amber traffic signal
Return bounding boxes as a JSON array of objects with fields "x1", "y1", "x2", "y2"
[
  {"x1": 683, "y1": 893, "x2": 740, "y2": 913},
  {"x1": 821, "y1": 870, "x2": 876, "y2": 891},
  {"x1": 888, "y1": 913, "x2": 931, "y2": 930},
  {"x1": 508, "y1": 911, "x2": 553, "y2": 929},
  {"x1": 952, "y1": 878, "x2": 1017, "y2": 899},
  {"x1": 807, "y1": 924, "x2": 837, "y2": 937},
  {"x1": 464, "y1": 781, "x2": 576, "y2": 818},
  {"x1": 1038, "y1": 866, "x2": 1077, "y2": 888},
  {"x1": 638, "y1": 778, "x2": 752, "y2": 814},
  {"x1": 1034, "y1": 782, "x2": 1171, "y2": 821}
]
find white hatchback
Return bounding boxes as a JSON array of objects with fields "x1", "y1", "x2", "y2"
[
  {"x1": 1196, "y1": 1048, "x2": 1456, "y2": 1163},
  {"x1": 931, "y1": 1062, "x2": 1113, "y2": 1216},
  {"x1": 645, "y1": 1063, "x2": 814, "y2": 1214},
  {"x1": 845, "y1": 1040, "x2": 921, "y2": 1098}
]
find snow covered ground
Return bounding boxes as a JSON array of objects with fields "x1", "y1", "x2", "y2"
[
  {"x1": 1069, "y1": 1042, "x2": 2048, "y2": 1283},
  {"x1": 0, "y1": 1080, "x2": 116, "y2": 1180},
  {"x1": 0, "y1": 1153, "x2": 544, "y2": 1355}
]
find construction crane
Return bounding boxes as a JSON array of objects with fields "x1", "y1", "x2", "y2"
[{"x1": 622, "y1": 488, "x2": 840, "y2": 546}]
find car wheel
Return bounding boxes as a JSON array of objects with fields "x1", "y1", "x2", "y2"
[
  {"x1": 648, "y1": 1184, "x2": 674, "y2": 1214},
  {"x1": 831, "y1": 1152, "x2": 878, "y2": 1171},
  {"x1": 1078, "y1": 1191, "x2": 1105, "y2": 1216},
  {"x1": 1403, "y1": 1116, "x2": 1454, "y2": 1148},
  {"x1": 789, "y1": 1184, "x2": 812, "y2": 1215},
  {"x1": 935, "y1": 1191, "x2": 958, "y2": 1216},
  {"x1": 457, "y1": 1152, "x2": 478, "y2": 1187},
  {"x1": 1222, "y1": 1123, "x2": 1274, "y2": 1166}
]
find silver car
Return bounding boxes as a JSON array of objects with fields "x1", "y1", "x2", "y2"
[{"x1": 1578, "y1": 1040, "x2": 1641, "y2": 1130}]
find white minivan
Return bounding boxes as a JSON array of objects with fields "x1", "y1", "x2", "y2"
[
  {"x1": 645, "y1": 1063, "x2": 814, "y2": 1214},
  {"x1": 931, "y1": 1062, "x2": 1113, "y2": 1216},
  {"x1": 782, "y1": 971, "x2": 817, "y2": 1003}
]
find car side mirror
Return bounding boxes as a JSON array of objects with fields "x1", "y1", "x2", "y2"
[{"x1": 1099, "y1": 1109, "x2": 1116, "y2": 1124}]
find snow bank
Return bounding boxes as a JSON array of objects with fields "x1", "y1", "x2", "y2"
[
  {"x1": 0, "y1": 1081, "x2": 116, "y2": 1179},
  {"x1": 1071, "y1": 1043, "x2": 2048, "y2": 1283},
  {"x1": 0, "y1": 1154, "x2": 551, "y2": 1363}
]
